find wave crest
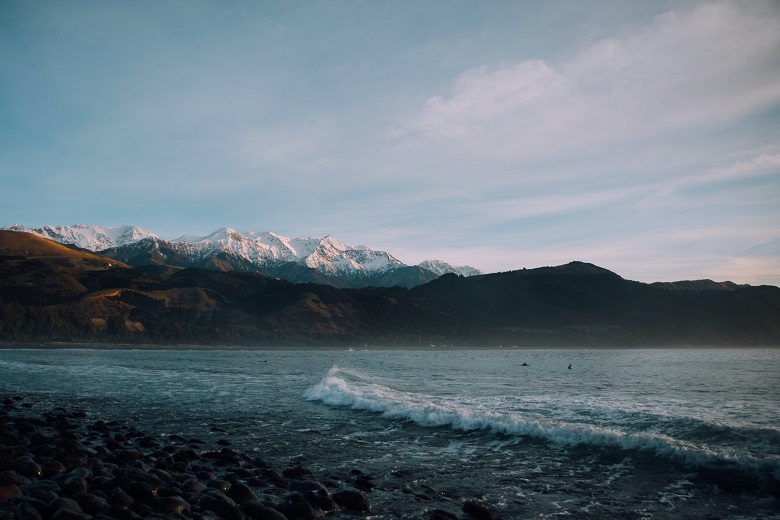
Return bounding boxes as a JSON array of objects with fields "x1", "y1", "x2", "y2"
[{"x1": 304, "y1": 366, "x2": 780, "y2": 484}]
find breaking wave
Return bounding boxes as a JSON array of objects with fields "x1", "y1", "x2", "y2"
[{"x1": 304, "y1": 366, "x2": 780, "y2": 486}]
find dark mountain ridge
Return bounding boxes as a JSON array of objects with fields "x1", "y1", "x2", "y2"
[{"x1": 1, "y1": 231, "x2": 778, "y2": 347}]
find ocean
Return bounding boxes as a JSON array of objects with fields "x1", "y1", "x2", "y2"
[{"x1": 1, "y1": 347, "x2": 778, "y2": 519}]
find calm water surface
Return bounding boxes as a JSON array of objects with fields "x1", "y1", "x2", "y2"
[{"x1": 1, "y1": 347, "x2": 778, "y2": 519}]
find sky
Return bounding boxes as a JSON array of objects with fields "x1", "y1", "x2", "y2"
[{"x1": 1, "y1": 0, "x2": 779, "y2": 285}]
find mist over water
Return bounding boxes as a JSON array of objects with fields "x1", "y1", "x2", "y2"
[{"x1": 1, "y1": 347, "x2": 778, "y2": 518}]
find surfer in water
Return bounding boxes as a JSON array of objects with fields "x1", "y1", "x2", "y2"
[
  {"x1": 521, "y1": 362, "x2": 529, "y2": 366},
  {"x1": 568, "y1": 364, "x2": 572, "y2": 369}
]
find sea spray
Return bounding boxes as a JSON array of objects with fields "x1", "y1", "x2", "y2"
[{"x1": 305, "y1": 365, "x2": 780, "y2": 483}]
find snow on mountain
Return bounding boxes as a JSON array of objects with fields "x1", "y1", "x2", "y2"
[
  {"x1": 2, "y1": 223, "x2": 159, "y2": 251},
  {"x1": 3, "y1": 223, "x2": 482, "y2": 280},
  {"x1": 419, "y1": 259, "x2": 482, "y2": 277}
]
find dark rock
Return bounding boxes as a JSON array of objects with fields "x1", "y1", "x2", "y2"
[
  {"x1": 157, "y1": 485, "x2": 183, "y2": 498},
  {"x1": 128, "y1": 481, "x2": 157, "y2": 500},
  {"x1": 114, "y1": 450, "x2": 142, "y2": 465},
  {"x1": 462, "y1": 500, "x2": 495, "y2": 520},
  {"x1": 42, "y1": 461, "x2": 67, "y2": 478},
  {"x1": 109, "y1": 487, "x2": 134, "y2": 506},
  {"x1": 195, "y1": 471, "x2": 214, "y2": 481},
  {"x1": 62, "y1": 476, "x2": 89, "y2": 494},
  {"x1": 207, "y1": 480, "x2": 231, "y2": 493},
  {"x1": 332, "y1": 489, "x2": 370, "y2": 512},
  {"x1": 276, "y1": 501, "x2": 323, "y2": 520},
  {"x1": 15, "y1": 501, "x2": 43, "y2": 520},
  {"x1": 281, "y1": 467, "x2": 311, "y2": 480},
  {"x1": 226, "y1": 483, "x2": 257, "y2": 503},
  {"x1": 49, "y1": 497, "x2": 84, "y2": 513},
  {"x1": 200, "y1": 492, "x2": 243, "y2": 520},
  {"x1": 430, "y1": 509, "x2": 458, "y2": 520},
  {"x1": 72, "y1": 493, "x2": 110, "y2": 515},
  {"x1": 89, "y1": 422, "x2": 109, "y2": 433},
  {"x1": 352, "y1": 477, "x2": 375, "y2": 492},
  {"x1": 147, "y1": 496, "x2": 191, "y2": 514},
  {"x1": 0, "y1": 484, "x2": 22, "y2": 501},
  {"x1": 237, "y1": 501, "x2": 268, "y2": 520},
  {"x1": 70, "y1": 467, "x2": 92, "y2": 479},
  {"x1": 303, "y1": 494, "x2": 339, "y2": 514},
  {"x1": 137, "y1": 436, "x2": 157, "y2": 448},
  {"x1": 50, "y1": 509, "x2": 91, "y2": 520},
  {"x1": 128, "y1": 502, "x2": 153, "y2": 517},
  {"x1": 287, "y1": 481, "x2": 326, "y2": 495},
  {"x1": 26, "y1": 488, "x2": 58, "y2": 504},
  {"x1": 10, "y1": 496, "x2": 47, "y2": 517},
  {"x1": 1, "y1": 470, "x2": 30, "y2": 486},
  {"x1": 180, "y1": 480, "x2": 207, "y2": 494},
  {"x1": 15, "y1": 459, "x2": 42, "y2": 479},
  {"x1": 259, "y1": 470, "x2": 287, "y2": 487},
  {"x1": 105, "y1": 504, "x2": 142, "y2": 520}
]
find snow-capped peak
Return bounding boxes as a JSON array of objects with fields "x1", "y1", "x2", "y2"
[
  {"x1": 2, "y1": 223, "x2": 159, "y2": 251},
  {"x1": 419, "y1": 259, "x2": 483, "y2": 277},
  {"x1": 3, "y1": 223, "x2": 483, "y2": 281}
]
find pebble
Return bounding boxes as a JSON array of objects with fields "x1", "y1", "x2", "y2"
[{"x1": 1, "y1": 394, "x2": 503, "y2": 520}]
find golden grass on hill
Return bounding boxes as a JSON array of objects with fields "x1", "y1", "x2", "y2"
[{"x1": 0, "y1": 230, "x2": 129, "y2": 270}]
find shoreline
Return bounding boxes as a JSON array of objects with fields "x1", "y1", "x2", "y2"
[
  {"x1": 1, "y1": 341, "x2": 778, "y2": 351},
  {"x1": 0, "y1": 395, "x2": 498, "y2": 520}
]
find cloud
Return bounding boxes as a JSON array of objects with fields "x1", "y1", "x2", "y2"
[{"x1": 405, "y1": 1, "x2": 780, "y2": 158}]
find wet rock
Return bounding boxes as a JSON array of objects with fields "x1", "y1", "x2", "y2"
[
  {"x1": 180, "y1": 479, "x2": 207, "y2": 494},
  {"x1": 303, "y1": 494, "x2": 339, "y2": 514},
  {"x1": 147, "y1": 496, "x2": 191, "y2": 514},
  {"x1": 207, "y1": 480, "x2": 231, "y2": 493},
  {"x1": 114, "y1": 450, "x2": 143, "y2": 465},
  {"x1": 0, "y1": 484, "x2": 22, "y2": 501},
  {"x1": 275, "y1": 501, "x2": 323, "y2": 520},
  {"x1": 200, "y1": 492, "x2": 243, "y2": 520},
  {"x1": 430, "y1": 509, "x2": 458, "y2": 520},
  {"x1": 287, "y1": 481, "x2": 326, "y2": 495},
  {"x1": 128, "y1": 481, "x2": 157, "y2": 500},
  {"x1": 15, "y1": 501, "x2": 43, "y2": 520},
  {"x1": 62, "y1": 476, "x2": 89, "y2": 494},
  {"x1": 72, "y1": 493, "x2": 110, "y2": 515},
  {"x1": 42, "y1": 460, "x2": 67, "y2": 478},
  {"x1": 50, "y1": 509, "x2": 92, "y2": 520},
  {"x1": 26, "y1": 487, "x2": 58, "y2": 504},
  {"x1": 15, "y1": 458, "x2": 42, "y2": 479},
  {"x1": 462, "y1": 500, "x2": 495, "y2": 520},
  {"x1": 105, "y1": 504, "x2": 142, "y2": 520},
  {"x1": 332, "y1": 489, "x2": 370, "y2": 512},
  {"x1": 281, "y1": 467, "x2": 311, "y2": 480},
  {"x1": 352, "y1": 477, "x2": 375, "y2": 492},
  {"x1": 226, "y1": 483, "x2": 257, "y2": 503},
  {"x1": 109, "y1": 487, "x2": 135, "y2": 506},
  {"x1": 128, "y1": 502, "x2": 153, "y2": 517},
  {"x1": 49, "y1": 497, "x2": 84, "y2": 513},
  {"x1": 157, "y1": 485, "x2": 183, "y2": 498}
]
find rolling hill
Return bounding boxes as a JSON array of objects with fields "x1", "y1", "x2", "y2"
[{"x1": 1, "y1": 230, "x2": 779, "y2": 347}]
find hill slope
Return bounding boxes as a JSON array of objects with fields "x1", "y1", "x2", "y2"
[{"x1": 1, "y1": 232, "x2": 779, "y2": 346}]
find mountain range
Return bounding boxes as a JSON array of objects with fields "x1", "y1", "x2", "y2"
[
  {"x1": 1, "y1": 229, "x2": 779, "y2": 347},
  {"x1": 2, "y1": 224, "x2": 481, "y2": 288}
]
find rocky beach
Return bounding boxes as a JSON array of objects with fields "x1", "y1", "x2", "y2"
[{"x1": 0, "y1": 396, "x2": 498, "y2": 520}]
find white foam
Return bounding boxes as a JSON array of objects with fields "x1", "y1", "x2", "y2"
[{"x1": 304, "y1": 366, "x2": 780, "y2": 478}]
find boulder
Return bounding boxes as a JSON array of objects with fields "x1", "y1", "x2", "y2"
[{"x1": 332, "y1": 489, "x2": 370, "y2": 512}]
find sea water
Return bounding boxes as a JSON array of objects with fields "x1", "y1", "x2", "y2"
[{"x1": 1, "y1": 347, "x2": 778, "y2": 519}]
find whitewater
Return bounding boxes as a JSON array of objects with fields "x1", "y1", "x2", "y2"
[{"x1": 1, "y1": 347, "x2": 778, "y2": 518}]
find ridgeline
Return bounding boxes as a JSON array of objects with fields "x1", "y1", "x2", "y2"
[{"x1": 1, "y1": 230, "x2": 779, "y2": 347}]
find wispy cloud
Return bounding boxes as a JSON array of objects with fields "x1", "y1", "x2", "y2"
[{"x1": 405, "y1": 1, "x2": 780, "y2": 158}]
